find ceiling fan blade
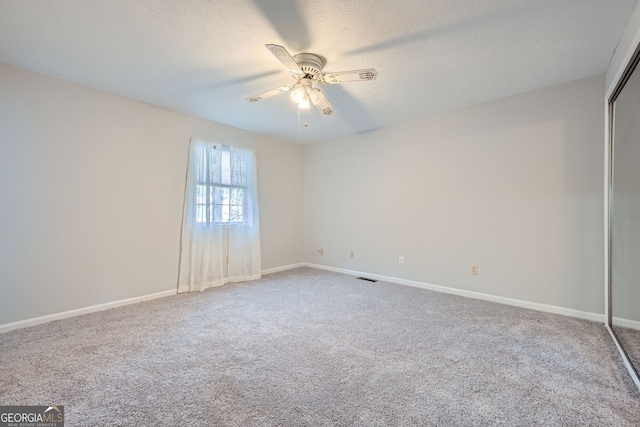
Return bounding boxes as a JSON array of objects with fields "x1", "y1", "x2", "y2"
[
  {"x1": 322, "y1": 68, "x2": 378, "y2": 84},
  {"x1": 245, "y1": 84, "x2": 294, "y2": 103},
  {"x1": 310, "y1": 89, "x2": 335, "y2": 116},
  {"x1": 265, "y1": 44, "x2": 303, "y2": 75}
]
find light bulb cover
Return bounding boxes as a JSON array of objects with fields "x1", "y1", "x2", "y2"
[
  {"x1": 298, "y1": 94, "x2": 310, "y2": 109},
  {"x1": 290, "y1": 86, "x2": 306, "y2": 104},
  {"x1": 309, "y1": 88, "x2": 323, "y2": 106},
  {"x1": 291, "y1": 79, "x2": 317, "y2": 109}
]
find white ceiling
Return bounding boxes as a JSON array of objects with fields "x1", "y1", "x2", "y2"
[{"x1": 0, "y1": 0, "x2": 637, "y2": 144}]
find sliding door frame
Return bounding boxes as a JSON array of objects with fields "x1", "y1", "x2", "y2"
[{"x1": 605, "y1": 39, "x2": 640, "y2": 391}]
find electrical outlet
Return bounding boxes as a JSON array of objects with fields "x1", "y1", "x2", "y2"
[
  {"x1": 318, "y1": 248, "x2": 324, "y2": 255},
  {"x1": 350, "y1": 251, "x2": 355, "y2": 258},
  {"x1": 470, "y1": 264, "x2": 479, "y2": 275},
  {"x1": 399, "y1": 256, "x2": 404, "y2": 264}
]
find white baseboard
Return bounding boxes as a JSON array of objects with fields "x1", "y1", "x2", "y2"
[
  {"x1": 0, "y1": 261, "x2": 306, "y2": 334},
  {"x1": 612, "y1": 317, "x2": 640, "y2": 331},
  {"x1": 305, "y1": 263, "x2": 604, "y2": 323},
  {"x1": 262, "y1": 262, "x2": 307, "y2": 275},
  {"x1": 0, "y1": 289, "x2": 177, "y2": 334},
  {"x1": 1, "y1": 262, "x2": 606, "y2": 334}
]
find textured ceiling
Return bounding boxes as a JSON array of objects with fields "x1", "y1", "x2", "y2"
[{"x1": 0, "y1": 0, "x2": 637, "y2": 144}]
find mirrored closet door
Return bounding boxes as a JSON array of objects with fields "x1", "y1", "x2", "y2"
[{"x1": 609, "y1": 40, "x2": 640, "y2": 387}]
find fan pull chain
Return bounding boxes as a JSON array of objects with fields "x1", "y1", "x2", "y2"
[{"x1": 297, "y1": 106, "x2": 301, "y2": 136}]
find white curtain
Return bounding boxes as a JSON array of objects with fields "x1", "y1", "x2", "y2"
[
  {"x1": 178, "y1": 139, "x2": 261, "y2": 293},
  {"x1": 227, "y1": 145, "x2": 261, "y2": 282}
]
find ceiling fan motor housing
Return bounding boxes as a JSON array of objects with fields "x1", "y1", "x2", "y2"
[{"x1": 292, "y1": 53, "x2": 325, "y2": 79}]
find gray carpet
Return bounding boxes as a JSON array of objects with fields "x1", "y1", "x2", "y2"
[{"x1": 1, "y1": 267, "x2": 639, "y2": 426}]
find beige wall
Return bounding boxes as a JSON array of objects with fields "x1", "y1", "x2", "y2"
[
  {"x1": 0, "y1": 63, "x2": 304, "y2": 325},
  {"x1": 303, "y1": 75, "x2": 605, "y2": 315},
  {"x1": 0, "y1": 61, "x2": 609, "y2": 326}
]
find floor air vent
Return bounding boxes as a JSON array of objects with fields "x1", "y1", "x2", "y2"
[{"x1": 357, "y1": 277, "x2": 377, "y2": 282}]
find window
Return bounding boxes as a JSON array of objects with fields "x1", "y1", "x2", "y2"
[
  {"x1": 178, "y1": 138, "x2": 261, "y2": 292},
  {"x1": 195, "y1": 185, "x2": 243, "y2": 224},
  {"x1": 194, "y1": 146, "x2": 246, "y2": 225}
]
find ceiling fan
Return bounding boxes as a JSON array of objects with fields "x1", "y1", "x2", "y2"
[{"x1": 245, "y1": 44, "x2": 378, "y2": 116}]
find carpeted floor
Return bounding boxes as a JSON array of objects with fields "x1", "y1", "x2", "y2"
[{"x1": 1, "y1": 267, "x2": 639, "y2": 426}]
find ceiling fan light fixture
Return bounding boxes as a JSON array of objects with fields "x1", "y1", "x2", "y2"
[
  {"x1": 309, "y1": 88, "x2": 323, "y2": 106},
  {"x1": 298, "y1": 94, "x2": 311, "y2": 109},
  {"x1": 290, "y1": 86, "x2": 305, "y2": 104},
  {"x1": 291, "y1": 85, "x2": 312, "y2": 109}
]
